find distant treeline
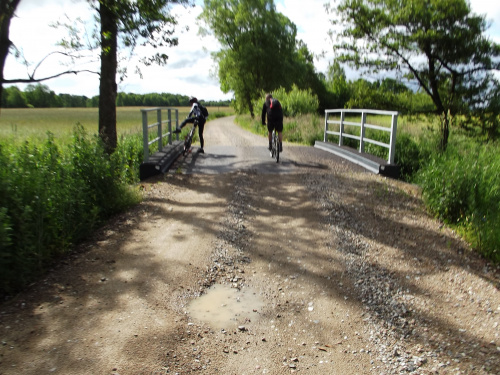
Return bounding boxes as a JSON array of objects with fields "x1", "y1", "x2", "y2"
[{"x1": 1, "y1": 84, "x2": 232, "y2": 108}]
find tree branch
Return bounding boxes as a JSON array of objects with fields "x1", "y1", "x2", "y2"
[
  {"x1": 29, "y1": 51, "x2": 90, "y2": 79},
  {"x1": 2, "y1": 69, "x2": 100, "y2": 84}
]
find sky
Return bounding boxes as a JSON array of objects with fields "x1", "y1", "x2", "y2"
[{"x1": 4, "y1": 0, "x2": 500, "y2": 101}]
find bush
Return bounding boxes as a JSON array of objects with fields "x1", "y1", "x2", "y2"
[
  {"x1": 416, "y1": 140, "x2": 500, "y2": 261},
  {"x1": 112, "y1": 132, "x2": 143, "y2": 185},
  {"x1": 395, "y1": 133, "x2": 422, "y2": 181},
  {"x1": 208, "y1": 111, "x2": 233, "y2": 120},
  {"x1": 0, "y1": 127, "x2": 142, "y2": 295},
  {"x1": 254, "y1": 85, "x2": 319, "y2": 118}
]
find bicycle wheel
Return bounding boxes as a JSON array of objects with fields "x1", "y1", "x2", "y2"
[
  {"x1": 276, "y1": 136, "x2": 280, "y2": 163},
  {"x1": 275, "y1": 133, "x2": 279, "y2": 163},
  {"x1": 183, "y1": 141, "x2": 190, "y2": 155},
  {"x1": 184, "y1": 127, "x2": 196, "y2": 155},
  {"x1": 183, "y1": 134, "x2": 192, "y2": 155},
  {"x1": 272, "y1": 131, "x2": 279, "y2": 163}
]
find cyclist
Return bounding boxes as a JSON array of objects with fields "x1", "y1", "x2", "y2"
[
  {"x1": 261, "y1": 93, "x2": 283, "y2": 152},
  {"x1": 174, "y1": 96, "x2": 208, "y2": 153}
]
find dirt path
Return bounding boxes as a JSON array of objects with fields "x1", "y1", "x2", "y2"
[{"x1": 1, "y1": 117, "x2": 499, "y2": 374}]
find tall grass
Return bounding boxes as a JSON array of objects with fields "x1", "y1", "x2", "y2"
[
  {"x1": 251, "y1": 85, "x2": 319, "y2": 118},
  {"x1": 269, "y1": 86, "x2": 319, "y2": 117},
  {"x1": 0, "y1": 126, "x2": 142, "y2": 295},
  {"x1": 416, "y1": 138, "x2": 500, "y2": 261}
]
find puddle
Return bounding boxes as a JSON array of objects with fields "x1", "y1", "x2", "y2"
[{"x1": 187, "y1": 284, "x2": 265, "y2": 329}]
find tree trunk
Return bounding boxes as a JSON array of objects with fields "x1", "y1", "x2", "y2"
[
  {"x1": 246, "y1": 92, "x2": 254, "y2": 118},
  {"x1": 439, "y1": 110, "x2": 450, "y2": 152},
  {"x1": 0, "y1": 0, "x2": 22, "y2": 115},
  {"x1": 98, "y1": 1, "x2": 118, "y2": 154}
]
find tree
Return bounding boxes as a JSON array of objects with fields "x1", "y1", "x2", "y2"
[
  {"x1": 0, "y1": 0, "x2": 22, "y2": 112},
  {"x1": 329, "y1": 0, "x2": 500, "y2": 150},
  {"x1": 84, "y1": 0, "x2": 191, "y2": 153},
  {"x1": 24, "y1": 84, "x2": 59, "y2": 108},
  {"x1": 58, "y1": 93, "x2": 88, "y2": 108},
  {"x1": 1, "y1": 85, "x2": 27, "y2": 108},
  {"x1": 325, "y1": 61, "x2": 350, "y2": 109},
  {"x1": 200, "y1": 0, "x2": 298, "y2": 117},
  {"x1": 291, "y1": 41, "x2": 333, "y2": 113}
]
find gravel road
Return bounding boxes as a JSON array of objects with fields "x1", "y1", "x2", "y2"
[{"x1": 0, "y1": 116, "x2": 499, "y2": 375}]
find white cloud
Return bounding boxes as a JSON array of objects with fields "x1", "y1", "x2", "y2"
[
  {"x1": 469, "y1": 0, "x2": 500, "y2": 43},
  {"x1": 276, "y1": 0, "x2": 334, "y2": 74},
  {"x1": 117, "y1": 4, "x2": 228, "y2": 101}
]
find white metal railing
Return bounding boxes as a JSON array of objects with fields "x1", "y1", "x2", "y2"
[
  {"x1": 141, "y1": 107, "x2": 179, "y2": 162},
  {"x1": 324, "y1": 109, "x2": 398, "y2": 164}
]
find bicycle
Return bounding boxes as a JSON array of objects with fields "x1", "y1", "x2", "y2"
[
  {"x1": 270, "y1": 129, "x2": 280, "y2": 163},
  {"x1": 182, "y1": 118, "x2": 199, "y2": 156}
]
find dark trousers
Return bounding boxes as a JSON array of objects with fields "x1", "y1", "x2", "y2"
[{"x1": 180, "y1": 116, "x2": 206, "y2": 148}]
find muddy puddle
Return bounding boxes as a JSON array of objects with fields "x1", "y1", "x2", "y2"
[{"x1": 187, "y1": 283, "x2": 265, "y2": 329}]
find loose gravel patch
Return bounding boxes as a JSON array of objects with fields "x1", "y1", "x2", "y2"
[{"x1": 303, "y1": 170, "x2": 500, "y2": 374}]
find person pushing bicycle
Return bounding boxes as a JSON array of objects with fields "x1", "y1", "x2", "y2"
[
  {"x1": 261, "y1": 93, "x2": 283, "y2": 152},
  {"x1": 174, "y1": 96, "x2": 208, "y2": 153}
]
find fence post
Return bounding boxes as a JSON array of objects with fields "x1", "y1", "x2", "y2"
[
  {"x1": 389, "y1": 113, "x2": 398, "y2": 164},
  {"x1": 339, "y1": 111, "x2": 345, "y2": 146},
  {"x1": 156, "y1": 109, "x2": 163, "y2": 152},
  {"x1": 324, "y1": 112, "x2": 328, "y2": 142},
  {"x1": 168, "y1": 109, "x2": 172, "y2": 144},
  {"x1": 359, "y1": 111, "x2": 366, "y2": 153},
  {"x1": 175, "y1": 109, "x2": 179, "y2": 140},
  {"x1": 141, "y1": 110, "x2": 150, "y2": 162}
]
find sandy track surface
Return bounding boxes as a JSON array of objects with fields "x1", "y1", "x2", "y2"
[{"x1": 1, "y1": 116, "x2": 499, "y2": 374}]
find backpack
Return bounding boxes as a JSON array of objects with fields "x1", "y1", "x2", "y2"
[
  {"x1": 270, "y1": 98, "x2": 281, "y2": 111},
  {"x1": 200, "y1": 104, "x2": 209, "y2": 118},
  {"x1": 268, "y1": 98, "x2": 282, "y2": 117}
]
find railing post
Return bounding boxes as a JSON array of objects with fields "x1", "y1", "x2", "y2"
[
  {"x1": 157, "y1": 109, "x2": 163, "y2": 152},
  {"x1": 142, "y1": 110, "x2": 149, "y2": 162},
  {"x1": 175, "y1": 109, "x2": 179, "y2": 140},
  {"x1": 168, "y1": 109, "x2": 172, "y2": 144},
  {"x1": 339, "y1": 111, "x2": 345, "y2": 146},
  {"x1": 359, "y1": 111, "x2": 366, "y2": 153},
  {"x1": 389, "y1": 113, "x2": 398, "y2": 164},
  {"x1": 324, "y1": 112, "x2": 328, "y2": 142}
]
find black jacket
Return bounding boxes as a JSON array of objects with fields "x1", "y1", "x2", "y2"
[{"x1": 261, "y1": 98, "x2": 283, "y2": 126}]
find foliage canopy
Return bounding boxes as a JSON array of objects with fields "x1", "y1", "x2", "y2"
[
  {"x1": 200, "y1": 0, "x2": 302, "y2": 116},
  {"x1": 329, "y1": 0, "x2": 500, "y2": 150}
]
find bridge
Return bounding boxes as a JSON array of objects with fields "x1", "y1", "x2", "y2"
[{"x1": 139, "y1": 108, "x2": 400, "y2": 180}]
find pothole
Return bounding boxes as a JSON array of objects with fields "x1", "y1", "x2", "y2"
[{"x1": 187, "y1": 283, "x2": 265, "y2": 330}]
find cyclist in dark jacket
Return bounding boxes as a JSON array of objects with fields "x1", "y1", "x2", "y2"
[
  {"x1": 261, "y1": 93, "x2": 283, "y2": 152},
  {"x1": 174, "y1": 96, "x2": 207, "y2": 153}
]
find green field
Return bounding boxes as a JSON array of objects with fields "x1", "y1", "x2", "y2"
[{"x1": 0, "y1": 106, "x2": 234, "y2": 144}]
